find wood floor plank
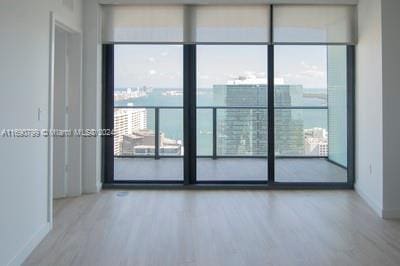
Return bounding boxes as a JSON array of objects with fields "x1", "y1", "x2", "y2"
[{"x1": 23, "y1": 190, "x2": 400, "y2": 266}]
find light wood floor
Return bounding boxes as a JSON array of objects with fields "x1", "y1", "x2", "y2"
[{"x1": 24, "y1": 190, "x2": 400, "y2": 266}]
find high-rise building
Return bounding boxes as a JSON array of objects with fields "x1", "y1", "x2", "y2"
[
  {"x1": 275, "y1": 85, "x2": 305, "y2": 156},
  {"x1": 214, "y1": 79, "x2": 305, "y2": 156},
  {"x1": 114, "y1": 110, "x2": 129, "y2": 155},
  {"x1": 120, "y1": 129, "x2": 182, "y2": 156},
  {"x1": 130, "y1": 108, "x2": 147, "y2": 132},
  {"x1": 304, "y1": 128, "x2": 329, "y2": 156},
  {"x1": 113, "y1": 108, "x2": 147, "y2": 155},
  {"x1": 214, "y1": 82, "x2": 268, "y2": 156}
]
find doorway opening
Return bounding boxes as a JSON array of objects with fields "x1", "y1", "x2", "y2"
[{"x1": 50, "y1": 20, "x2": 82, "y2": 201}]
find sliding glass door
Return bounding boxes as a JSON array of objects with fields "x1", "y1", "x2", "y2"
[
  {"x1": 112, "y1": 45, "x2": 184, "y2": 181},
  {"x1": 196, "y1": 45, "x2": 268, "y2": 182},
  {"x1": 104, "y1": 43, "x2": 354, "y2": 186},
  {"x1": 274, "y1": 45, "x2": 349, "y2": 183}
]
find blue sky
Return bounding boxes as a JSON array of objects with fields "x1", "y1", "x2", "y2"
[{"x1": 114, "y1": 44, "x2": 327, "y2": 89}]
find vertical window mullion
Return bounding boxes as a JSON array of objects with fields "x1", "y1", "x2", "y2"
[
  {"x1": 102, "y1": 44, "x2": 114, "y2": 183},
  {"x1": 268, "y1": 6, "x2": 275, "y2": 183},
  {"x1": 268, "y1": 44, "x2": 275, "y2": 183},
  {"x1": 183, "y1": 44, "x2": 197, "y2": 185},
  {"x1": 346, "y1": 45, "x2": 355, "y2": 186}
]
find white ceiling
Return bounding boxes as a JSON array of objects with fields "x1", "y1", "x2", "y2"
[{"x1": 98, "y1": 0, "x2": 358, "y2": 5}]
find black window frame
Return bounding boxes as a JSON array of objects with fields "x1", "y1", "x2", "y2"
[{"x1": 102, "y1": 43, "x2": 355, "y2": 189}]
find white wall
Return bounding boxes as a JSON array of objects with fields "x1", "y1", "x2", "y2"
[
  {"x1": 381, "y1": 0, "x2": 400, "y2": 218},
  {"x1": 356, "y1": 0, "x2": 400, "y2": 219},
  {"x1": 82, "y1": 0, "x2": 103, "y2": 193},
  {"x1": 0, "y1": 0, "x2": 82, "y2": 265},
  {"x1": 355, "y1": 0, "x2": 384, "y2": 215}
]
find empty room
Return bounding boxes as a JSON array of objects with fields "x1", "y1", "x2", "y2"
[{"x1": 1, "y1": 0, "x2": 400, "y2": 265}]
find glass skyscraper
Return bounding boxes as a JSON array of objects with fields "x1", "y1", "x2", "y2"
[
  {"x1": 214, "y1": 82, "x2": 305, "y2": 156},
  {"x1": 275, "y1": 85, "x2": 305, "y2": 156}
]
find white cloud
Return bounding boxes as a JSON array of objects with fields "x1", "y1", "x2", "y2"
[
  {"x1": 298, "y1": 61, "x2": 326, "y2": 79},
  {"x1": 256, "y1": 72, "x2": 266, "y2": 78},
  {"x1": 279, "y1": 61, "x2": 326, "y2": 87},
  {"x1": 301, "y1": 69, "x2": 325, "y2": 78}
]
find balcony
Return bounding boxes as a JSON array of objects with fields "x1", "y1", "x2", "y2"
[
  {"x1": 113, "y1": 106, "x2": 348, "y2": 183},
  {"x1": 115, "y1": 157, "x2": 346, "y2": 182}
]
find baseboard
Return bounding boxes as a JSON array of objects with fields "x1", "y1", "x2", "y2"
[
  {"x1": 355, "y1": 185, "x2": 383, "y2": 218},
  {"x1": 382, "y1": 208, "x2": 400, "y2": 219},
  {"x1": 7, "y1": 222, "x2": 51, "y2": 266},
  {"x1": 96, "y1": 180, "x2": 102, "y2": 192},
  {"x1": 82, "y1": 180, "x2": 102, "y2": 194}
]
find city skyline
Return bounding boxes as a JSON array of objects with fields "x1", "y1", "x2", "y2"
[{"x1": 113, "y1": 81, "x2": 328, "y2": 157}]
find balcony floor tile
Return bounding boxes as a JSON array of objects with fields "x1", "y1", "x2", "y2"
[{"x1": 114, "y1": 158, "x2": 347, "y2": 182}]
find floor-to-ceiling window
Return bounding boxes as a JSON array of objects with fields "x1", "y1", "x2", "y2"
[
  {"x1": 113, "y1": 44, "x2": 184, "y2": 181},
  {"x1": 274, "y1": 45, "x2": 348, "y2": 183},
  {"x1": 102, "y1": 4, "x2": 355, "y2": 187},
  {"x1": 196, "y1": 45, "x2": 268, "y2": 182}
]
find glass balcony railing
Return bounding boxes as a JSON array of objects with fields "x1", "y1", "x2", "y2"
[{"x1": 113, "y1": 105, "x2": 328, "y2": 159}]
